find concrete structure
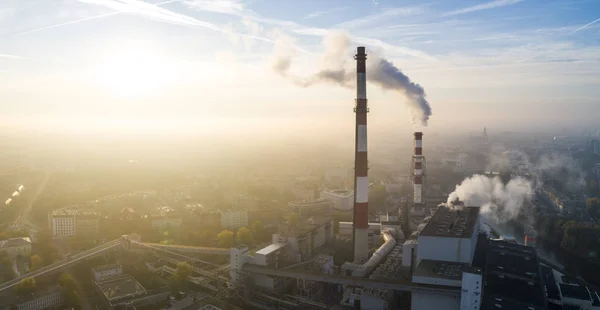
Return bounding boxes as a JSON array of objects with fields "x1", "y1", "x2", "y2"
[
  {"x1": 272, "y1": 218, "x2": 334, "y2": 263},
  {"x1": 416, "y1": 206, "x2": 480, "y2": 265},
  {"x1": 320, "y1": 189, "x2": 353, "y2": 212},
  {"x1": 0, "y1": 237, "x2": 31, "y2": 258},
  {"x1": 229, "y1": 245, "x2": 248, "y2": 285},
  {"x1": 479, "y1": 240, "x2": 546, "y2": 310},
  {"x1": 288, "y1": 198, "x2": 333, "y2": 218},
  {"x1": 543, "y1": 266, "x2": 600, "y2": 310},
  {"x1": 0, "y1": 285, "x2": 62, "y2": 310},
  {"x1": 92, "y1": 263, "x2": 123, "y2": 282},
  {"x1": 94, "y1": 275, "x2": 147, "y2": 309},
  {"x1": 219, "y1": 210, "x2": 248, "y2": 230},
  {"x1": 339, "y1": 222, "x2": 382, "y2": 247},
  {"x1": 48, "y1": 209, "x2": 100, "y2": 238},
  {"x1": 180, "y1": 296, "x2": 242, "y2": 310},
  {"x1": 459, "y1": 267, "x2": 483, "y2": 310},
  {"x1": 353, "y1": 46, "x2": 370, "y2": 263}
]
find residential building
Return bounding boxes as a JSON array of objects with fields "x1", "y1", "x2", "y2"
[
  {"x1": 0, "y1": 237, "x2": 31, "y2": 258},
  {"x1": 0, "y1": 285, "x2": 62, "y2": 310},
  {"x1": 92, "y1": 263, "x2": 123, "y2": 282},
  {"x1": 220, "y1": 210, "x2": 248, "y2": 230},
  {"x1": 48, "y1": 209, "x2": 100, "y2": 238}
]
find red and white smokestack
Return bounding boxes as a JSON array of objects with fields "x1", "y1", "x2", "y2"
[
  {"x1": 413, "y1": 132, "x2": 423, "y2": 205},
  {"x1": 353, "y1": 46, "x2": 369, "y2": 263}
]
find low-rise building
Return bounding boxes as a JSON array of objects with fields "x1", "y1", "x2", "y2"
[
  {"x1": 92, "y1": 263, "x2": 123, "y2": 282},
  {"x1": 220, "y1": 210, "x2": 248, "y2": 230},
  {"x1": 0, "y1": 237, "x2": 31, "y2": 258},
  {"x1": 0, "y1": 285, "x2": 62, "y2": 310},
  {"x1": 94, "y1": 275, "x2": 148, "y2": 309}
]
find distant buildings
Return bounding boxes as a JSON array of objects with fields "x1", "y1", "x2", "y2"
[
  {"x1": 48, "y1": 209, "x2": 100, "y2": 238},
  {"x1": 320, "y1": 189, "x2": 353, "y2": 212},
  {"x1": 220, "y1": 210, "x2": 248, "y2": 230},
  {"x1": 149, "y1": 206, "x2": 182, "y2": 231},
  {"x1": 0, "y1": 237, "x2": 31, "y2": 258},
  {"x1": 0, "y1": 285, "x2": 63, "y2": 310},
  {"x1": 288, "y1": 198, "x2": 332, "y2": 218},
  {"x1": 92, "y1": 263, "x2": 123, "y2": 282}
]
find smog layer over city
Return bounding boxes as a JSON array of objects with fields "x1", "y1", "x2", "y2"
[{"x1": 0, "y1": 1, "x2": 599, "y2": 309}]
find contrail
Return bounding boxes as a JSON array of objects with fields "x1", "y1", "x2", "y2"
[
  {"x1": 573, "y1": 17, "x2": 600, "y2": 32},
  {"x1": 14, "y1": 0, "x2": 180, "y2": 37}
]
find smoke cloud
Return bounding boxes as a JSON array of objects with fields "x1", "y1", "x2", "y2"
[
  {"x1": 445, "y1": 174, "x2": 533, "y2": 222},
  {"x1": 485, "y1": 145, "x2": 585, "y2": 193},
  {"x1": 271, "y1": 32, "x2": 432, "y2": 126}
]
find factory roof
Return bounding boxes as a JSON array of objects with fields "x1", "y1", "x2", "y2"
[
  {"x1": 559, "y1": 283, "x2": 591, "y2": 301},
  {"x1": 0, "y1": 237, "x2": 31, "y2": 248},
  {"x1": 419, "y1": 206, "x2": 479, "y2": 238},
  {"x1": 322, "y1": 189, "x2": 353, "y2": 197},
  {"x1": 482, "y1": 240, "x2": 546, "y2": 309},
  {"x1": 95, "y1": 275, "x2": 146, "y2": 302},
  {"x1": 288, "y1": 198, "x2": 333, "y2": 207},
  {"x1": 412, "y1": 259, "x2": 469, "y2": 281},
  {"x1": 181, "y1": 296, "x2": 242, "y2": 310},
  {"x1": 541, "y1": 265, "x2": 561, "y2": 301},
  {"x1": 480, "y1": 296, "x2": 546, "y2": 310},
  {"x1": 92, "y1": 263, "x2": 122, "y2": 273},
  {"x1": 255, "y1": 243, "x2": 287, "y2": 256}
]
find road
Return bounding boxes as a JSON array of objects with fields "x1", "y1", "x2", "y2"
[
  {"x1": 0, "y1": 240, "x2": 120, "y2": 293},
  {"x1": 13, "y1": 171, "x2": 51, "y2": 238}
]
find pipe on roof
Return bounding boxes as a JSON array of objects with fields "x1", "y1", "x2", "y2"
[{"x1": 350, "y1": 231, "x2": 396, "y2": 278}]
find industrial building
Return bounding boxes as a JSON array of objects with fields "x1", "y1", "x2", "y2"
[
  {"x1": 288, "y1": 198, "x2": 333, "y2": 218},
  {"x1": 320, "y1": 189, "x2": 353, "y2": 212}
]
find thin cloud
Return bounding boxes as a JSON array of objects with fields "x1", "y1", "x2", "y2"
[
  {"x1": 14, "y1": 0, "x2": 179, "y2": 36},
  {"x1": 334, "y1": 6, "x2": 425, "y2": 30},
  {"x1": 183, "y1": 0, "x2": 244, "y2": 14},
  {"x1": 0, "y1": 53, "x2": 26, "y2": 60},
  {"x1": 443, "y1": 0, "x2": 523, "y2": 17},
  {"x1": 573, "y1": 17, "x2": 600, "y2": 32},
  {"x1": 304, "y1": 7, "x2": 349, "y2": 20}
]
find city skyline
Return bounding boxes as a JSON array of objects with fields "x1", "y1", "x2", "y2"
[{"x1": 1, "y1": 0, "x2": 599, "y2": 133}]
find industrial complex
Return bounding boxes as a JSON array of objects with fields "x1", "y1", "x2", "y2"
[{"x1": 1, "y1": 46, "x2": 599, "y2": 310}]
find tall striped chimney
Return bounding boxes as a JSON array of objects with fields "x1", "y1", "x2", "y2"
[
  {"x1": 353, "y1": 46, "x2": 369, "y2": 263},
  {"x1": 413, "y1": 132, "x2": 424, "y2": 205}
]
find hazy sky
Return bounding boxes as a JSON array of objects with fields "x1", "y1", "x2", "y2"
[{"x1": 1, "y1": 0, "x2": 599, "y2": 134}]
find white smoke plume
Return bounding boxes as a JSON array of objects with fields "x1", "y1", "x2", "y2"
[
  {"x1": 445, "y1": 174, "x2": 533, "y2": 222},
  {"x1": 270, "y1": 32, "x2": 432, "y2": 126},
  {"x1": 485, "y1": 145, "x2": 585, "y2": 192}
]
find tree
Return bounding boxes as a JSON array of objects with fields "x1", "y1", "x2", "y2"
[
  {"x1": 64, "y1": 289, "x2": 80, "y2": 308},
  {"x1": 285, "y1": 213, "x2": 298, "y2": 228},
  {"x1": 252, "y1": 221, "x2": 267, "y2": 242},
  {"x1": 30, "y1": 255, "x2": 42, "y2": 271},
  {"x1": 15, "y1": 277, "x2": 36, "y2": 296},
  {"x1": 217, "y1": 230, "x2": 234, "y2": 248},
  {"x1": 369, "y1": 183, "x2": 388, "y2": 212},
  {"x1": 58, "y1": 273, "x2": 76, "y2": 289},
  {"x1": 586, "y1": 197, "x2": 600, "y2": 218},
  {"x1": 236, "y1": 227, "x2": 253, "y2": 246},
  {"x1": 175, "y1": 262, "x2": 192, "y2": 281}
]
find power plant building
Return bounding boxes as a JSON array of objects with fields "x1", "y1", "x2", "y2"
[{"x1": 320, "y1": 189, "x2": 353, "y2": 212}]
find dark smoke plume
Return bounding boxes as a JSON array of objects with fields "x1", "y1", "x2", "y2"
[{"x1": 271, "y1": 32, "x2": 432, "y2": 126}]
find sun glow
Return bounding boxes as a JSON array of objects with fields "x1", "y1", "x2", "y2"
[{"x1": 92, "y1": 42, "x2": 175, "y2": 98}]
